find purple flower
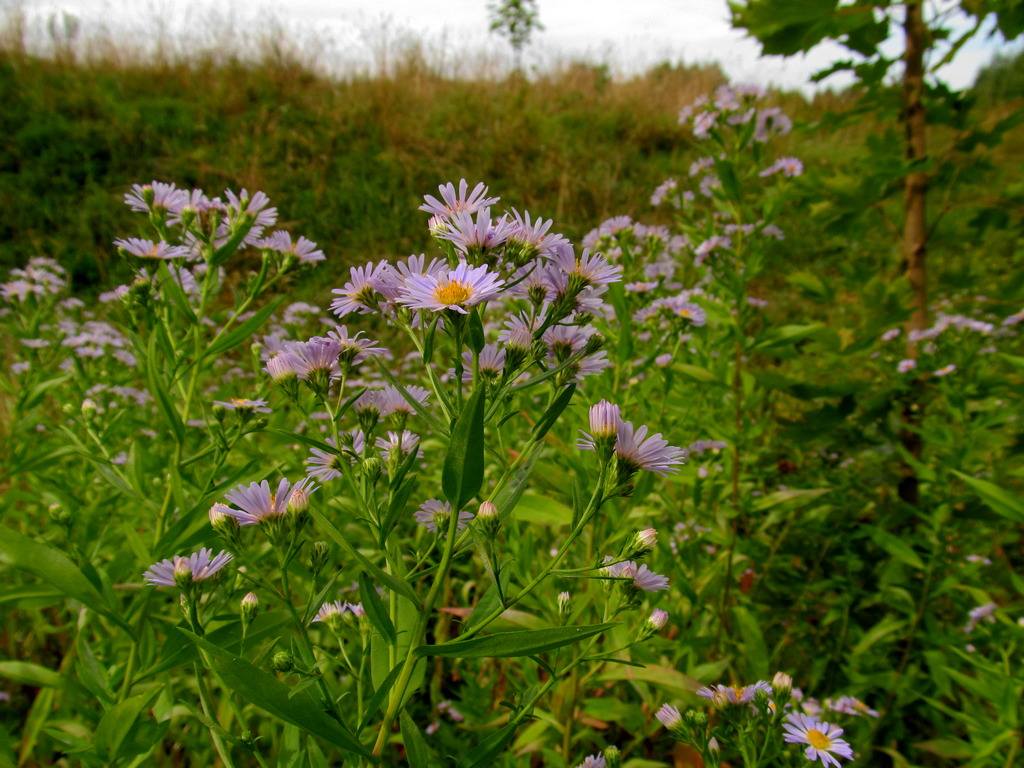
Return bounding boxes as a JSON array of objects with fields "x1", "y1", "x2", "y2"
[
  {"x1": 547, "y1": 247, "x2": 622, "y2": 290},
  {"x1": 656, "y1": 704, "x2": 682, "y2": 729},
  {"x1": 330, "y1": 261, "x2": 389, "y2": 317},
  {"x1": 603, "y1": 558, "x2": 670, "y2": 592},
  {"x1": 213, "y1": 397, "x2": 272, "y2": 414},
  {"x1": 379, "y1": 384, "x2": 431, "y2": 416},
  {"x1": 374, "y1": 430, "x2": 420, "y2": 462},
  {"x1": 414, "y1": 499, "x2": 474, "y2": 533},
  {"x1": 615, "y1": 420, "x2": 687, "y2": 478},
  {"x1": 399, "y1": 262, "x2": 504, "y2": 314},
  {"x1": 221, "y1": 478, "x2": 317, "y2": 525},
  {"x1": 574, "y1": 756, "x2": 606, "y2": 768},
  {"x1": 113, "y1": 238, "x2": 191, "y2": 260},
  {"x1": 256, "y1": 231, "x2": 325, "y2": 264},
  {"x1": 934, "y1": 364, "x2": 956, "y2": 377},
  {"x1": 307, "y1": 432, "x2": 365, "y2": 481},
  {"x1": 828, "y1": 696, "x2": 879, "y2": 718},
  {"x1": 506, "y1": 209, "x2": 569, "y2": 261},
  {"x1": 144, "y1": 548, "x2": 233, "y2": 587},
  {"x1": 650, "y1": 178, "x2": 678, "y2": 206},
  {"x1": 759, "y1": 156, "x2": 804, "y2": 178},
  {"x1": 419, "y1": 179, "x2": 499, "y2": 219},
  {"x1": 964, "y1": 602, "x2": 997, "y2": 633},
  {"x1": 436, "y1": 207, "x2": 517, "y2": 257},
  {"x1": 897, "y1": 359, "x2": 917, "y2": 373},
  {"x1": 124, "y1": 181, "x2": 188, "y2": 213},
  {"x1": 782, "y1": 712, "x2": 854, "y2": 767}
]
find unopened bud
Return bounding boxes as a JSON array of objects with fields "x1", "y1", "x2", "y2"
[
  {"x1": 477, "y1": 500, "x2": 501, "y2": 539},
  {"x1": 620, "y1": 527, "x2": 658, "y2": 560},
  {"x1": 311, "y1": 541, "x2": 330, "y2": 578},
  {"x1": 648, "y1": 609, "x2": 669, "y2": 631},
  {"x1": 557, "y1": 591, "x2": 572, "y2": 624},
  {"x1": 80, "y1": 398, "x2": 98, "y2": 418},
  {"x1": 655, "y1": 704, "x2": 683, "y2": 732},
  {"x1": 603, "y1": 746, "x2": 621, "y2": 768},
  {"x1": 685, "y1": 709, "x2": 707, "y2": 726},
  {"x1": 771, "y1": 671, "x2": 793, "y2": 696},
  {"x1": 583, "y1": 332, "x2": 605, "y2": 356},
  {"x1": 241, "y1": 592, "x2": 259, "y2": 626},
  {"x1": 272, "y1": 650, "x2": 294, "y2": 673},
  {"x1": 361, "y1": 457, "x2": 383, "y2": 483},
  {"x1": 287, "y1": 488, "x2": 310, "y2": 515},
  {"x1": 173, "y1": 558, "x2": 193, "y2": 590}
]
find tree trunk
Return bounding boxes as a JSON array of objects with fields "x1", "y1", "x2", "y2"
[{"x1": 899, "y1": 0, "x2": 928, "y2": 506}]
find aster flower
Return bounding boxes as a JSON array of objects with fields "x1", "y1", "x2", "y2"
[
  {"x1": 459, "y1": 344, "x2": 505, "y2": 381},
  {"x1": 257, "y1": 230, "x2": 325, "y2": 264},
  {"x1": 603, "y1": 558, "x2": 670, "y2": 592},
  {"x1": 650, "y1": 178, "x2": 678, "y2": 206},
  {"x1": 113, "y1": 238, "x2": 191, "y2": 260},
  {"x1": 213, "y1": 397, "x2": 272, "y2": 414},
  {"x1": 897, "y1": 359, "x2": 917, "y2": 373},
  {"x1": 548, "y1": 247, "x2": 622, "y2": 290},
  {"x1": 124, "y1": 181, "x2": 188, "y2": 213},
  {"x1": 265, "y1": 351, "x2": 304, "y2": 382},
  {"x1": 828, "y1": 696, "x2": 879, "y2": 718},
  {"x1": 399, "y1": 261, "x2": 504, "y2": 314},
  {"x1": 330, "y1": 261, "x2": 389, "y2": 317},
  {"x1": 934, "y1": 364, "x2": 956, "y2": 377},
  {"x1": 221, "y1": 478, "x2": 317, "y2": 526},
  {"x1": 760, "y1": 156, "x2": 804, "y2": 178},
  {"x1": 964, "y1": 602, "x2": 997, "y2": 633},
  {"x1": 656, "y1": 704, "x2": 683, "y2": 731},
  {"x1": 436, "y1": 207, "x2": 517, "y2": 258},
  {"x1": 614, "y1": 420, "x2": 687, "y2": 479},
  {"x1": 414, "y1": 499, "x2": 475, "y2": 534},
  {"x1": 374, "y1": 254, "x2": 447, "y2": 301},
  {"x1": 324, "y1": 325, "x2": 387, "y2": 367},
  {"x1": 144, "y1": 548, "x2": 233, "y2": 587},
  {"x1": 783, "y1": 712, "x2": 854, "y2": 767},
  {"x1": 419, "y1": 179, "x2": 499, "y2": 218},
  {"x1": 379, "y1": 384, "x2": 431, "y2": 417},
  {"x1": 574, "y1": 756, "x2": 606, "y2": 768},
  {"x1": 290, "y1": 337, "x2": 343, "y2": 381},
  {"x1": 505, "y1": 209, "x2": 570, "y2": 263},
  {"x1": 374, "y1": 430, "x2": 420, "y2": 463}
]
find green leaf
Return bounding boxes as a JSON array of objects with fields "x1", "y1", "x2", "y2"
[
  {"x1": 530, "y1": 384, "x2": 576, "y2": 442},
  {"x1": 358, "y1": 663, "x2": 403, "y2": 733},
  {"x1": 442, "y1": 385, "x2": 486, "y2": 510},
  {"x1": 467, "y1": 309, "x2": 486, "y2": 354},
  {"x1": 179, "y1": 630, "x2": 375, "y2": 759},
  {"x1": 146, "y1": 335, "x2": 186, "y2": 446},
  {"x1": 93, "y1": 689, "x2": 161, "y2": 762},
  {"x1": 359, "y1": 577, "x2": 396, "y2": 644},
  {"x1": 400, "y1": 712, "x2": 430, "y2": 768},
  {"x1": 674, "y1": 364, "x2": 720, "y2": 384},
  {"x1": 512, "y1": 495, "x2": 572, "y2": 526},
  {"x1": 871, "y1": 529, "x2": 925, "y2": 570},
  {"x1": 417, "y1": 623, "x2": 615, "y2": 659},
  {"x1": 951, "y1": 471, "x2": 1024, "y2": 523},
  {"x1": 0, "y1": 525, "x2": 128, "y2": 630},
  {"x1": 598, "y1": 664, "x2": 703, "y2": 698},
  {"x1": 310, "y1": 507, "x2": 419, "y2": 605},
  {"x1": 0, "y1": 661, "x2": 64, "y2": 689},
  {"x1": 204, "y1": 296, "x2": 285, "y2": 360},
  {"x1": 456, "y1": 721, "x2": 520, "y2": 768},
  {"x1": 752, "y1": 323, "x2": 827, "y2": 351}
]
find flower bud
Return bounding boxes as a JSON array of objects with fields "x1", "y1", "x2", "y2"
[
  {"x1": 209, "y1": 503, "x2": 239, "y2": 541},
  {"x1": 311, "y1": 541, "x2": 330, "y2": 578},
  {"x1": 648, "y1": 608, "x2": 669, "y2": 631},
  {"x1": 80, "y1": 398, "x2": 98, "y2": 420},
  {"x1": 620, "y1": 528, "x2": 658, "y2": 560},
  {"x1": 655, "y1": 704, "x2": 683, "y2": 734},
  {"x1": 173, "y1": 558, "x2": 193, "y2": 590},
  {"x1": 771, "y1": 671, "x2": 793, "y2": 696},
  {"x1": 557, "y1": 591, "x2": 572, "y2": 624},
  {"x1": 603, "y1": 746, "x2": 621, "y2": 768},
  {"x1": 241, "y1": 592, "x2": 259, "y2": 627},
  {"x1": 477, "y1": 500, "x2": 501, "y2": 540},
  {"x1": 583, "y1": 332, "x2": 605, "y2": 356},
  {"x1": 272, "y1": 650, "x2": 294, "y2": 674},
  {"x1": 361, "y1": 457, "x2": 384, "y2": 484}
]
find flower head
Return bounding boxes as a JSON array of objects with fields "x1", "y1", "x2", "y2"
[
  {"x1": 144, "y1": 548, "x2": 233, "y2": 587},
  {"x1": 221, "y1": 478, "x2": 317, "y2": 526},
  {"x1": 783, "y1": 712, "x2": 854, "y2": 767},
  {"x1": 400, "y1": 261, "x2": 504, "y2": 314},
  {"x1": 414, "y1": 499, "x2": 474, "y2": 534},
  {"x1": 419, "y1": 180, "x2": 499, "y2": 219}
]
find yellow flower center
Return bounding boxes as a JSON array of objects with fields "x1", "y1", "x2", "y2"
[
  {"x1": 678, "y1": 308, "x2": 692, "y2": 317},
  {"x1": 435, "y1": 280, "x2": 471, "y2": 305},
  {"x1": 231, "y1": 398, "x2": 249, "y2": 405},
  {"x1": 806, "y1": 729, "x2": 831, "y2": 750}
]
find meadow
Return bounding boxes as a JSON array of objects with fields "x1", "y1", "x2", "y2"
[{"x1": 1, "y1": 7, "x2": 1023, "y2": 768}]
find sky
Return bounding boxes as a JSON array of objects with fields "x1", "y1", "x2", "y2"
[{"x1": 10, "y1": 0, "x2": 1020, "y2": 92}]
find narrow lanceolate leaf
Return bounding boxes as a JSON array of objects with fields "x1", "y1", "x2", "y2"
[
  {"x1": 0, "y1": 524, "x2": 129, "y2": 630},
  {"x1": 951, "y1": 471, "x2": 1024, "y2": 523},
  {"x1": 442, "y1": 385, "x2": 486, "y2": 511},
  {"x1": 93, "y1": 689, "x2": 162, "y2": 762},
  {"x1": 400, "y1": 712, "x2": 430, "y2": 768},
  {"x1": 310, "y1": 508, "x2": 420, "y2": 605},
  {"x1": 530, "y1": 384, "x2": 576, "y2": 441},
  {"x1": 456, "y1": 721, "x2": 520, "y2": 768},
  {"x1": 416, "y1": 623, "x2": 616, "y2": 659},
  {"x1": 203, "y1": 296, "x2": 285, "y2": 360},
  {"x1": 146, "y1": 335, "x2": 186, "y2": 446},
  {"x1": 179, "y1": 630, "x2": 375, "y2": 760},
  {"x1": 359, "y1": 577, "x2": 396, "y2": 644}
]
